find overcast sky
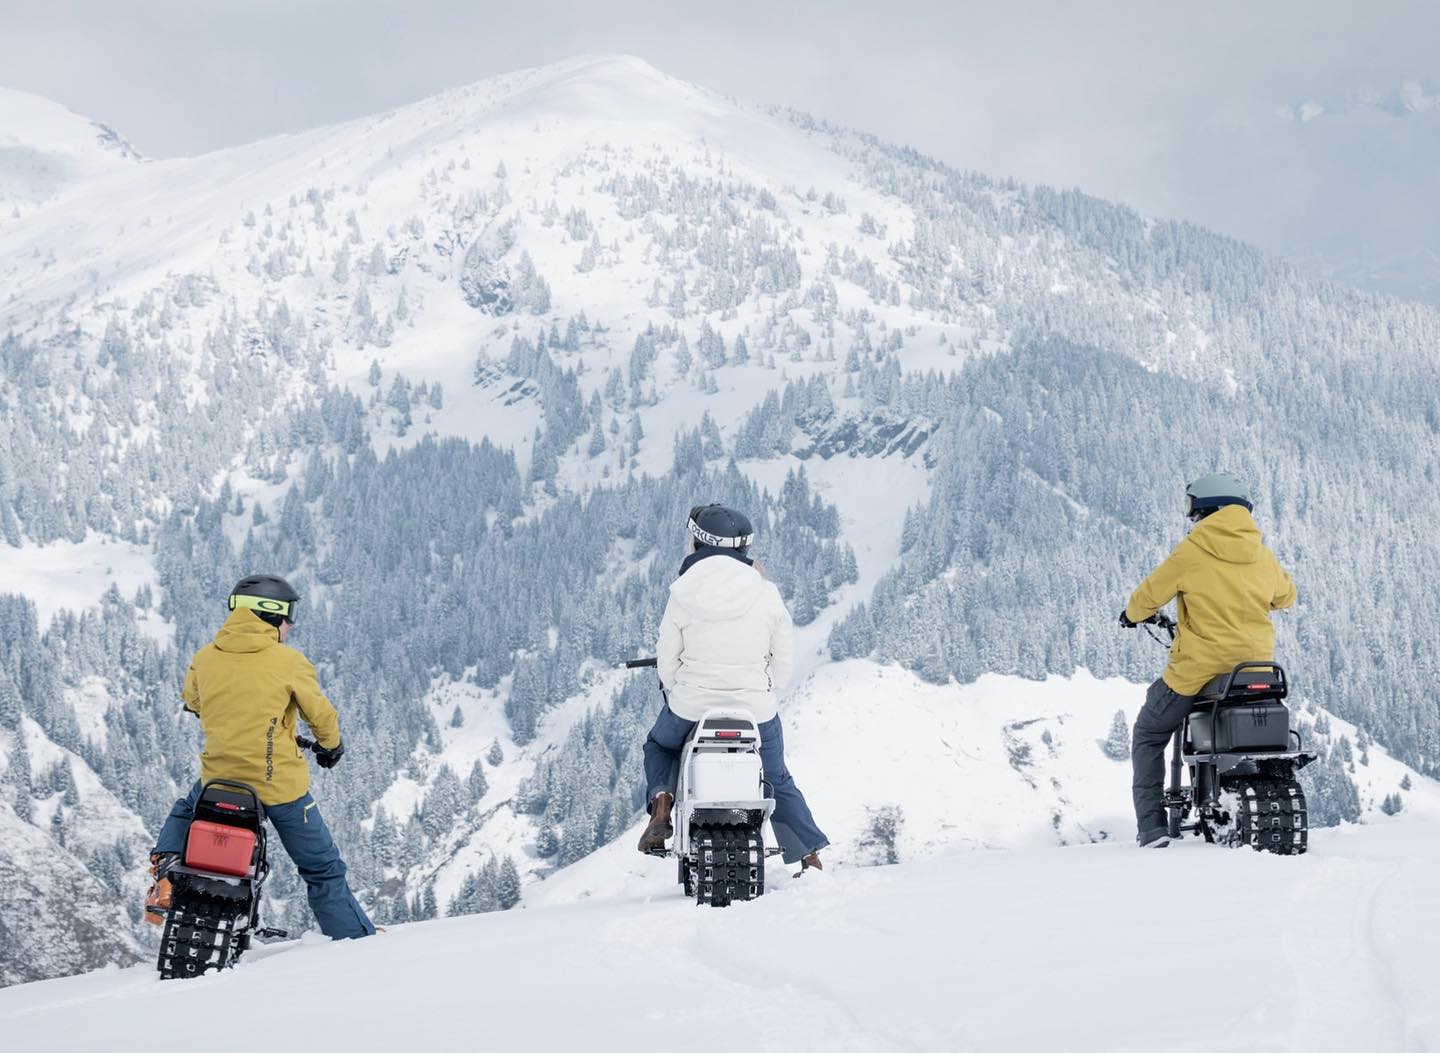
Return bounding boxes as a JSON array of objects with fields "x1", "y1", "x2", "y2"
[{"x1": 3, "y1": 0, "x2": 1437, "y2": 300}]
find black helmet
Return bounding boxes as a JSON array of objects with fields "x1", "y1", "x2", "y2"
[
  {"x1": 1184, "y1": 473, "x2": 1253, "y2": 519},
  {"x1": 228, "y1": 574, "x2": 301, "y2": 627},
  {"x1": 687, "y1": 503, "x2": 754, "y2": 550}
]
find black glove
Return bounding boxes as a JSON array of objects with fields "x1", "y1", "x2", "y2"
[
  {"x1": 1119, "y1": 609, "x2": 1137, "y2": 629},
  {"x1": 313, "y1": 741, "x2": 345, "y2": 769}
]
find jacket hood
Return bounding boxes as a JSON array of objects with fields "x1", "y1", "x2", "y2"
[
  {"x1": 669, "y1": 552, "x2": 767, "y2": 622},
  {"x1": 212, "y1": 607, "x2": 280, "y2": 653},
  {"x1": 1186, "y1": 504, "x2": 1263, "y2": 565}
]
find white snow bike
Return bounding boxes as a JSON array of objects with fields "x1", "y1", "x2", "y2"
[
  {"x1": 628, "y1": 658, "x2": 781, "y2": 906},
  {"x1": 1140, "y1": 614, "x2": 1315, "y2": 854}
]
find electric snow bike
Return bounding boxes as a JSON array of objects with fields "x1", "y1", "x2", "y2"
[
  {"x1": 153, "y1": 739, "x2": 327, "y2": 979},
  {"x1": 627, "y1": 658, "x2": 782, "y2": 906},
  {"x1": 1140, "y1": 614, "x2": 1315, "y2": 855}
]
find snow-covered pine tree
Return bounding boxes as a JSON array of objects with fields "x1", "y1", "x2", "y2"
[{"x1": 1101, "y1": 710, "x2": 1130, "y2": 761}]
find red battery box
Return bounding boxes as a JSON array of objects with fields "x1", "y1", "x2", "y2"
[{"x1": 184, "y1": 820, "x2": 257, "y2": 876}]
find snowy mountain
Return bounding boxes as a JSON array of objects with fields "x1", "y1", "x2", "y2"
[
  {"x1": 4, "y1": 817, "x2": 1440, "y2": 1052},
  {"x1": 2, "y1": 53, "x2": 1439, "y2": 987},
  {"x1": 0, "y1": 87, "x2": 140, "y2": 215}
]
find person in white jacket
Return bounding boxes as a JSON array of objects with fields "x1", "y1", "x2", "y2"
[{"x1": 637, "y1": 504, "x2": 829, "y2": 870}]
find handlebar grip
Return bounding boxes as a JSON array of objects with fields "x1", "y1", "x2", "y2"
[
  {"x1": 295, "y1": 736, "x2": 317, "y2": 752},
  {"x1": 625, "y1": 658, "x2": 658, "y2": 669}
]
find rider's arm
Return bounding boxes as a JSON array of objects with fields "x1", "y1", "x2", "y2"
[
  {"x1": 767, "y1": 588, "x2": 795, "y2": 695},
  {"x1": 1270, "y1": 556, "x2": 1297, "y2": 611},
  {"x1": 656, "y1": 596, "x2": 683, "y2": 692},
  {"x1": 1124, "y1": 545, "x2": 1190, "y2": 623},
  {"x1": 181, "y1": 662, "x2": 200, "y2": 717},
  {"x1": 289, "y1": 655, "x2": 342, "y2": 750}
]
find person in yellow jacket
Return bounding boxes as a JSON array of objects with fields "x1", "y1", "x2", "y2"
[
  {"x1": 145, "y1": 575, "x2": 374, "y2": 938},
  {"x1": 1121, "y1": 474, "x2": 1296, "y2": 848}
]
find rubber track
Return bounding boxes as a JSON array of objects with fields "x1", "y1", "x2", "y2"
[
  {"x1": 693, "y1": 823, "x2": 765, "y2": 907},
  {"x1": 1235, "y1": 777, "x2": 1308, "y2": 856},
  {"x1": 157, "y1": 886, "x2": 249, "y2": 980}
]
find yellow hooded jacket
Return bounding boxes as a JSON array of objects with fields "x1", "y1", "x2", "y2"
[
  {"x1": 1125, "y1": 505, "x2": 1297, "y2": 696},
  {"x1": 182, "y1": 608, "x2": 342, "y2": 806}
]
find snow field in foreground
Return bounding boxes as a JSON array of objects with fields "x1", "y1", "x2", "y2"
[{"x1": 3, "y1": 820, "x2": 1438, "y2": 1052}]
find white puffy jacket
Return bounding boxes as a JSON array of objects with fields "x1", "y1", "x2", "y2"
[{"x1": 656, "y1": 553, "x2": 795, "y2": 723}]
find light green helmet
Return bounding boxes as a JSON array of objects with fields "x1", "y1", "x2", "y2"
[{"x1": 1184, "y1": 473, "x2": 1253, "y2": 518}]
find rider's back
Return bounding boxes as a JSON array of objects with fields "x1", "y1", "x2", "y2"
[
  {"x1": 657, "y1": 552, "x2": 793, "y2": 723},
  {"x1": 1126, "y1": 505, "x2": 1296, "y2": 695},
  {"x1": 182, "y1": 608, "x2": 339, "y2": 805}
]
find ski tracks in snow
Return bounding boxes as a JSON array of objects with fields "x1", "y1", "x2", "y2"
[
  {"x1": 596, "y1": 880, "x2": 907, "y2": 1053},
  {"x1": 677, "y1": 873, "x2": 938, "y2": 1053},
  {"x1": 1281, "y1": 852, "x2": 1412, "y2": 1051}
]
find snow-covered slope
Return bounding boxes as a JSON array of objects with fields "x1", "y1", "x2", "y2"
[
  {"x1": 529, "y1": 662, "x2": 1440, "y2": 906},
  {"x1": 0, "y1": 720, "x2": 151, "y2": 985},
  {"x1": 0, "y1": 86, "x2": 140, "y2": 213},
  {"x1": 4, "y1": 51, "x2": 1439, "y2": 990},
  {"x1": 4, "y1": 819, "x2": 1439, "y2": 1052}
]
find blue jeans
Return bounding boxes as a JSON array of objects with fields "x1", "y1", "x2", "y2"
[
  {"x1": 155, "y1": 782, "x2": 375, "y2": 939},
  {"x1": 643, "y1": 702, "x2": 829, "y2": 865}
]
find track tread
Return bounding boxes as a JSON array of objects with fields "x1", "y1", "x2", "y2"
[
  {"x1": 692, "y1": 823, "x2": 765, "y2": 907},
  {"x1": 1234, "y1": 776, "x2": 1308, "y2": 856},
  {"x1": 156, "y1": 884, "x2": 251, "y2": 980}
]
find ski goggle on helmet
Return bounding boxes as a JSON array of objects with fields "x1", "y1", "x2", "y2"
[
  {"x1": 1183, "y1": 473, "x2": 1254, "y2": 518},
  {"x1": 687, "y1": 504, "x2": 755, "y2": 549},
  {"x1": 227, "y1": 574, "x2": 301, "y2": 624}
]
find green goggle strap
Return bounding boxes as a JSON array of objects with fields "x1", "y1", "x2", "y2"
[{"x1": 229, "y1": 594, "x2": 295, "y2": 620}]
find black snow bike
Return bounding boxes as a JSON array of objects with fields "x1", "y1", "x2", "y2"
[
  {"x1": 1139, "y1": 613, "x2": 1315, "y2": 855},
  {"x1": 154, "y1": 739, "x2": 325, "y2": 979}
]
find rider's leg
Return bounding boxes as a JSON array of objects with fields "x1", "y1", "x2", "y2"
[
  {"x1": 1131, "y1": 678, "x2": 1195, "y2": 842},
  {"x1": 152, "y1": 780, "x2": 202, "y2": 855},
  {"x1": 638, "y1": 700, "x2": 694, "y2": 851},
  {"x1": 642, "y1": 698, "x2": 694, "y2": 805},
  {"x1": 756, "y1": 715, "x2": 829, "y2": 866},
  {"x1": 267, "y1": 792, "x2": 375, "y2": 939},
  {"x1": 146, "y1": 781, "x2": 201, "y2": 921}
]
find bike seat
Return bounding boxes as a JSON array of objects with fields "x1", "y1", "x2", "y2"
[
  {"x1": 195, "y1": 780, "x2": 267, "y2": 829},
  {"x1": 1194, "y1": 663, "x2": 1287, "y2": 704}
]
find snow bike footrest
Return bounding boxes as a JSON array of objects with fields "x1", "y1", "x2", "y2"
[{"x1": 693, "y1": 823, "x2": 765, "y2": 907}]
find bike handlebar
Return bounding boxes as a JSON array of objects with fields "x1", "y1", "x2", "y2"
[
  {"x1": 625, "y1": 658, "x2": 658, "y2": 669},
  {"x1": 1136, "y1": 611, "x2": 1176, "y2": 646},
  {"x1": 295, "y1": 736, "x2": 319, "y2": 753}
]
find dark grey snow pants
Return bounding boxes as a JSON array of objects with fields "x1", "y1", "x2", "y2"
[{"x1": 1131, "y1": 678, "x2": 1197, "y2": 838}]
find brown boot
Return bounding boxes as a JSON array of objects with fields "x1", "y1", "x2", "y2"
[
  {"x1": 636, "y1": 793, "x2": 674, "y2": 854},
  {"x1": 144, "y1": 852, "x2": 181, "y2": 925},
  {"x1": 799, "y1": 851, "x2": 823, "y2": 873}
]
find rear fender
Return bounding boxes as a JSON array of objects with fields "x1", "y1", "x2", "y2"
[{"x1": 675, "y1": 709, "x2": 770, "y2": 857}]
